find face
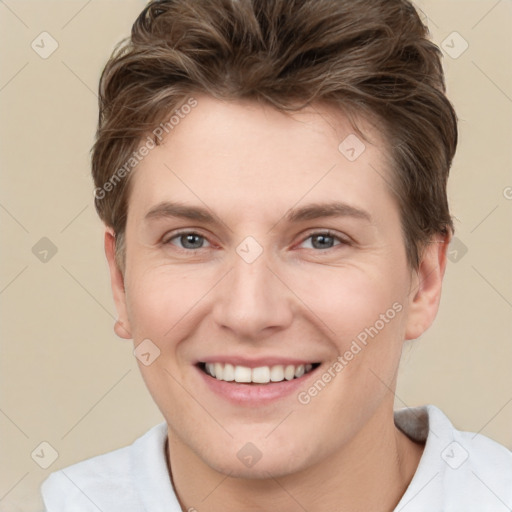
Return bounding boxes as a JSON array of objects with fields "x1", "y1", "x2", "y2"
[{"x1": 106, "y1": 94, "x2": 446, "y2": 478}]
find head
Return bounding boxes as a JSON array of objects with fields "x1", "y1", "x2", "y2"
[{"x1": 92, "y1": 0, "x2": 457, "y2": 478}]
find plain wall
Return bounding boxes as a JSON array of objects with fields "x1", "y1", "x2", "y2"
[{"x1": 1, "y1": 1, "x2": 511, "y2": 510}]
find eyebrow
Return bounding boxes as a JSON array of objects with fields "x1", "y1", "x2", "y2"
[
  {"x1": 144, "y1": 200, "x2": 373, "y2": 225},
  {"x1": 284, "y1": 202, "x2": 372, "y2": 224}
]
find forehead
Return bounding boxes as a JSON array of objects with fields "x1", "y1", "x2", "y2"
[{"x1": 127, "y1": 95, "x2": 397, "y2": 225}]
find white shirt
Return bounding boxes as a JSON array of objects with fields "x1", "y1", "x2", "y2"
[{"x1": 40, "y1": 405, "x2": 512, "y2": 511}]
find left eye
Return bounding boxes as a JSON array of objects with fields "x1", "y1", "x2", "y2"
[
  {"x1": 299, "y1": 232, "x2": 346, "y2": 250},
  {"x1": 165, "y1": 232, "x2": 211, "y2": 250}
]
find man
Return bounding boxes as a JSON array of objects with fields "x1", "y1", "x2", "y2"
[{"x1": 41, "y1": 0, "x2": 512, "y2": 510}]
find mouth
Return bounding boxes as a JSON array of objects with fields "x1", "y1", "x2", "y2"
[{"x1": 197, "y1": 361, "x2": 321, "y2": 384}]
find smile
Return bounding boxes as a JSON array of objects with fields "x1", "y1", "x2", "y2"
[{"x1": 198, "y1": 362, "x2": 320, "y2": 384}]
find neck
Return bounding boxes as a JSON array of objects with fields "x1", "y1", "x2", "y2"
[{"x1": 166, "y1": 405, "x2": 424, "y2": 512}]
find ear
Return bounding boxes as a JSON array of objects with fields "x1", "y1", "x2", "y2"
[
  {"x1": 404, "y1": 231, "x2": 451, "y2": 341},
  {"x1": 104, "y1": 228, "x2": 132, "y2": 339}
]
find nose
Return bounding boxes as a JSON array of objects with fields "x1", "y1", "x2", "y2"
[{"x1": 211, "y1": 244, "x2": 294, "y2": 340}]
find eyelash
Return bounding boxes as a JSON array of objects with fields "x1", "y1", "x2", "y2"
[{"x1": 162, "y1": 229, "x2": 351, "y2": 252}]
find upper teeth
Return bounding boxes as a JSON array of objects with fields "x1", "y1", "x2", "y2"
[{"x1": 204, "y1": 363, "x2": 314, "y2": 383}]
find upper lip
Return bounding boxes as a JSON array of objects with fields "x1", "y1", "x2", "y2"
[{"x1": 198, "y1": 356, "x2": 320, "y2": 368}]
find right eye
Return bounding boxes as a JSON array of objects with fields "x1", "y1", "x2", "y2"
[{"x1": 163, "y1": 231, "x2": 212, "y2": 251}]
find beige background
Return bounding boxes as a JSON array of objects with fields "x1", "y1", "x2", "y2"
[{"x1": 1, "y1": 1, "x2": 511, "y2": 510}]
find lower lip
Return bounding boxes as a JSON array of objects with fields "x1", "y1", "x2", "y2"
[{"x1": 196, "y1": 365, "x2": 320, "y2": 406}]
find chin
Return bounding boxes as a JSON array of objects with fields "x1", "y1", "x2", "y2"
[
  {"x1": 203, "y1": 454, "x2": 306, "y2": 480},
  {"x1": 196, "y1": 435, "x2": 318, "y2": 480}
]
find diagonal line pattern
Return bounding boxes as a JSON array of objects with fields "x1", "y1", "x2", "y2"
[
  {"x1": 368, "y1": 367, "x2": 440, "y2": 439},
  {"x1": 266, "y1": 473, "x2": 310, "y2": 511},
  {"x1": 472, "y1": 61, "x2": 512, "y2": 104},
  {"x1": 471, "y1": 470, "x2": 512, "y2": 510},
  {"x1": 61, "y1": 369, "x2": 132, "y2": 439},
  {"x1": 61, "y1": 205, "x2": 89, "y2": 233},
  {"x1": 470, "y1": 205, "x2": 499, "y2": 233},
  {"x1": 395, "y1": 472, "x2": 440, "y2": 511},
  {"x1": 471, "y1": 265, "x2": 512, "y2": 309},
  {"x1": 471, "y1": 396, "x2": 512, "y2": 439},
  {"x1": 61, "y1": 61, "x2": 98, "y2": 99},
  {"x1": 265, "y1": 266, "x2": 337, "y2": 334},
  {"x1": 267, "y1": 164, "x2": 337, "y2": 234},
  {"x1": 163, "y1": 163, "x2": 234, "y2": 234},
  {"x1": 61, "y1": 265, "x2": 116, "y2": 319},
  {"x1": 0, "y1": 62, "x2": 29, "y2": 93},
  {"x1": 163, "y1": 268, "x2": 233, "y2": 337},
  {"x1": 0, "y1": 407, "x2": 29, "y2": 439},
  {"x1": 0, "y1": 0, "x2": 29, "y2": 28},
  {"x1": 472, "y1": 0, "x2": 502, "y2": 29},
  {"x1": 265, "y1": 411, "x2": 294, "y2": 438},
  {"x1": 61, "y1": 0, "x2": 94, "y2": 29},
  {"x1": 0, "y1": 265, "x2": 28, "y2": 295},
  {"x1": 61, "y1": 470, "x2": 105, "y2": 511},
  {"x1": 163, "y1": 368, "x2": 233, "y2": 438},
  {"x1": 411, "y1": 1, "x2": 439, "y2": 29},
  {"x1": 0, "y1": 203, "x2": 29, "y2": 233},
  {"x1": 200, "y1": 472, "x2": 233, "y2": 503},
  {"x1": 369, "y1": 163, "x2": 401, "y2": 201},
  {"x1": 0, "y1": 472, "x2": 30, "y2": 501}
]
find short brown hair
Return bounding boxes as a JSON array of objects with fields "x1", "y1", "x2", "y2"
[{"x1": 91, "y1": 0, "x2": 457, "y2": 271}]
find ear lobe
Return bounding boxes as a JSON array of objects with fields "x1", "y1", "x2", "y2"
[
  {"x1": 404, "y1": 232, "x2": 451, "y2": 341},
  {"x1": 104, "y1": 228, "x2": 132, "y2": 339}
]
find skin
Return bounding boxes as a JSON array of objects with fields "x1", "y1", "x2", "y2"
[{"x1": 105, "y1": 94, "x2": 450, "y2": 511}]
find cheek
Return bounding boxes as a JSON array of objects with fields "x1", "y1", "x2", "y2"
[
  {"x1": 293, "y1": 263, "x2": 406, "y2": 346},
  {"x1": 294, "y1": 264, "x2": 407, "y2": 410},
  {"x1": 291, "y1": 271, "x2": 405, "y2": 439},
  {"x1": 125, "y1": 266, "x2": 208, "y2": 340}
]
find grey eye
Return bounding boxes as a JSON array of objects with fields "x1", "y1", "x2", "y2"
[
  {"x1": 168, "y1": 232, "x2": 210, "y2": 250},
  {"x1": 301, "y1": 233, "x2": 343, "y2": 250}
]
